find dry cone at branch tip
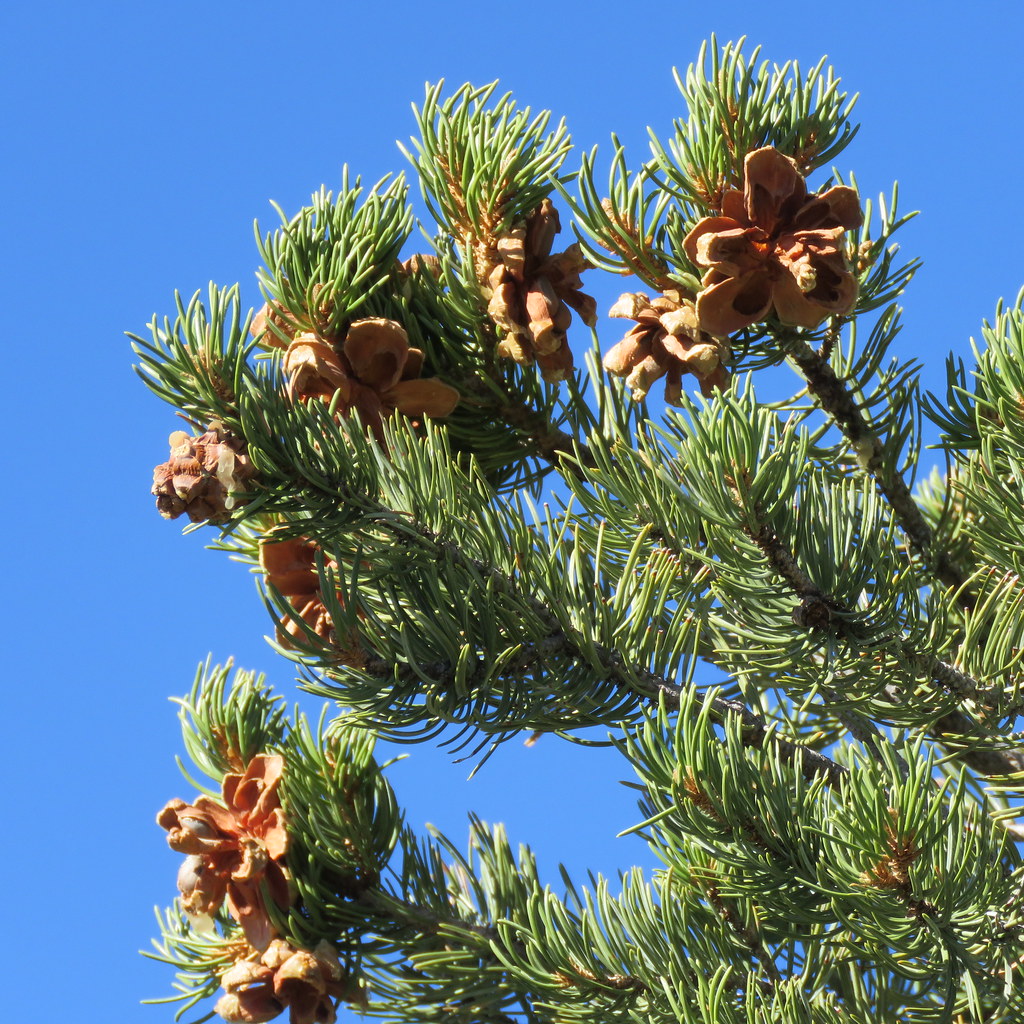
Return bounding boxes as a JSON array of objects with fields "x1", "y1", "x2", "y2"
[
  {"x1": 281, "y1": 318, "x2": 459, "y2": 442},
  {"x1": 684, "y1": 146, "x2": 863, "y2": 335},
  {"x1": 215, "y1": 938, "x2": 364, "y2": 1024},
  {"x1": 479, "y1": 199, "x2": 597, "y2": 383},
  {"x1": 603, "y1": 290, "x2": 730, "y2": 403},
  {"x1": 152, "y1": 423, "x2": 255, "y2": 523},
  {"x1": 157, "y1": 754, "x2": 290, "y2": 953}
]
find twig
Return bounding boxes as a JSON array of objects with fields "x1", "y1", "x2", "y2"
[{"x1": 784, "y1": 333, "x2": 972, "y2": 608}]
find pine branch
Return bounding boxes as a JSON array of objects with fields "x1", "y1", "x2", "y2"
[
  {"x1": 363, "y1": 888, "x2": 502, "y2": 946},
  {"x1": 362, "y1": 888, "x2": 653, "y2": 1007},
  {"x1": 775, "y1": 335, "x2": 1024, "y2": 779},
  {"x1": 353, "y1": 517, "x2": 849, "y2": 787},
  {"x1": 138, "y1": 45, "x2": 1024, "y2": 1024},
  {"x1": 748, "y1": 512, "x2": 982, "y2": 701},
  {"x1": 746, "y1": 501, "x2": 1024, "y2": 778},
  {"x1": 785, "y1": 330, "x2": 972, "y2": 606}
]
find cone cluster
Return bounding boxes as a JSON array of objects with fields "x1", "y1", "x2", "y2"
[
  {"x1": 159, "y1": 755, "x2": 363, "y2": 1023},
  {"x1": 158, "y1": 754, "x2": 289, "y2": 952},
  {"x1": 600, "y1": 147, "x2": 863, "y2": 403}
]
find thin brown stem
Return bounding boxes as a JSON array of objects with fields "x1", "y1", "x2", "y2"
[
  {"x1": 747, "y1": 515, "x2": 984, "y2": 705},
  {"x1": 705, "y1": 885, "x2": 782, "y2": 986},
  {"x1": 745, "y1": 510, "x2": 1024, "y2": 777},
  {"x1": 496, "y1": 394, "x2": 596, "y2": 479},
  {"x1": 784, "y1": 333, "x2": 972, "y2": 608}
]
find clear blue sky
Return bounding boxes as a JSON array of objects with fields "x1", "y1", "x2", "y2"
[{"x1": 5, "y1": 2, "x2": 1023, "y2": 1021}]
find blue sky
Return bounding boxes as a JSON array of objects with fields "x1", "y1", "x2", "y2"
[{"x1": 5, "y1": 2, "x2": 1024, "y2": 1021}]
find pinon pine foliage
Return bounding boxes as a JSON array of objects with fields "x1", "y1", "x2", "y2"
[{"x1": 134, "y1": 39, "x2": 1024, "y2": 1024}]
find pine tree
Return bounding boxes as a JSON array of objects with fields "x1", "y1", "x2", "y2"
[{"x1": 133, "y1": 39, "x2": 1024, "y2": 1024}]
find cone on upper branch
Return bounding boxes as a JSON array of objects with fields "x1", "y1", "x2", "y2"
[
  {"x1": 478, "y1": 199, "x2": 597, "y2": 382},
  {"x1": 282, "y1": 319, "x2": 459, "y2": 442},
  {"x1": 684, "y1": 147, "x2": 862, "y2": 334}
]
